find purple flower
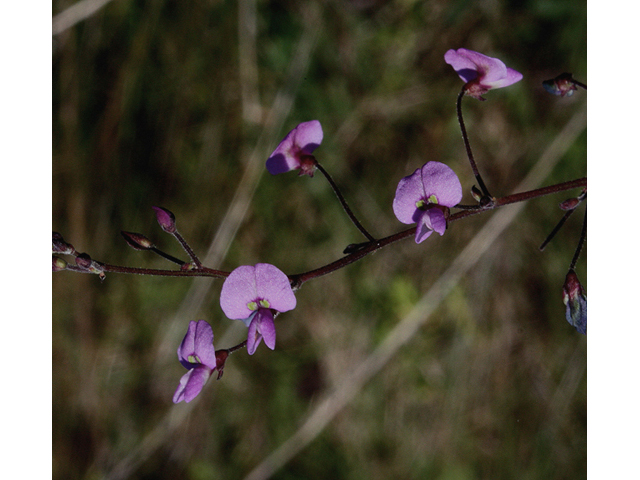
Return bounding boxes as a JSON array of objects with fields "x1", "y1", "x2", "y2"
[
  {"x1": 220, "y1": 263, "x2": 296, "y2": 355},
  {"x1": 562, "y1": 270, "x2": 587, "y2": 334},
  {"x1": 173, "y1": 320, "x2": 218, "y2": 403},
  {"x1": 444, "y1": 48, "x2": 523, "y2": 100},
  {"x1": 393, "y1": 161, "x2": 462, "y2": 244},
  {"x1": 266, "y1": 120, "x2": 323, "y2": 176}
]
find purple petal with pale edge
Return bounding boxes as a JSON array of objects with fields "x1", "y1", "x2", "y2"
[
  {"x1": 292, "y1": 120, "x2": 323, "y2": 154},
  {"x1": 420, "y1": 162, "x2": 462, "y2": 207},
  {"x1": 246, "y1": 315, "x2": 261, "y2": 355},
  {"x1": 393, "y1": 167, "x2": 425, "y2": 224},
  {"x1": 173, "y1": 365, "x2": 212, "y2": 403},
  {"x1": 414, "y1": 213, "x2": 434, "y2": 244},
  {"x1": 220, "y1": 265, "x2": 259, "y2": 320},
  {"x1": 253, "y1": 263, "x2": 296, "y2": 313},
  {"x1": 177, "y1": 320, "x2": 216, "y2": 370},
  {"x1": 428, "y1": 208, "x2": 447, "y2": 235},
  {"x1": 266, "y1": 120, "x2": 323, "y2": 174},
  {"x1": 257, "y1": 308, "x2": 276, "y2": 350},
  {"x1": 246, "y1": 308, "x2": 277, "y2": 355}
]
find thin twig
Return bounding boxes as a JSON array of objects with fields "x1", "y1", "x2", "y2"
[{"x1": 316, "y1": 162, "x2": 376, "y2": 242}]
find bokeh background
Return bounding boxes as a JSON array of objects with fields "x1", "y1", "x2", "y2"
[{"x1": 52, "y1": 0, "x2": 586, "y2": 479}]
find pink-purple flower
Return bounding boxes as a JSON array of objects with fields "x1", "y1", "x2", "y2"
[
  {"x1": 393, "y1": 161, "x2": 462, "y2": 244},
  {"x1": 562, "y1": 270, "x2": 587, "y2": 334},
  {"x1": 444, "y1": 48, "x2": 523, "y2": 100},
  {"x1": 266, "y1": 120, "x2": 323, "y2": 176},
  {"x1": 173, "y1": 320, "x2": 219, "y2": 403},
  {"x1": 220, "y1": 263, "x2": 296, "y2": 355}
]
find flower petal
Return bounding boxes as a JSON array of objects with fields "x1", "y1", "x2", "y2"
[
  {"x1": 420, "y1": 162, "x2": 462, "y2": 208},
  {"x1": 266, "y1": 121, "x2": 323, "y2": 175},
  {"x1": 253, "y1": 263, "x2": 296, "y2": 313},
  {"x1": 414, "y1": 212, "x2": 434, "y2": 244},
  {"x1": 445, "y1": 48, "x2": 522, "y2": 91},
  {"x1": 245, "y1": 308, "x2": 277, "y2": 355},
  {"x1": 177, "y1": 320, "x2": 217, "y2": 369},
  {"x1": 246, "y1": 315, "x2": 262, "y2": 355},
  {"x1": 256, "y1": 308, "x2": 276, "y2": 350},
  {"x1": 292, "y1": 120, "x2": 323, "y2": 155},
  {"x1": 173, "y1": 365, "x2": 212, "y2": 403},
  {"x1": 220, "y1": 265, "x2": 259, "y2": 320},
  {"x1": 393, "y1": 167, "x2": 425, "y2": 225},
  {"x1": 444, "y1": 48, "x2": 482, "y2": 83},
  {"x1": 427, "y1": 208, "x2": 447, "y2": 235}
]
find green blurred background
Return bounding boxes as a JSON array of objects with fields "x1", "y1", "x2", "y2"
[{"x1": 52, "y1": 0, "x2": 586, "y2": 478}]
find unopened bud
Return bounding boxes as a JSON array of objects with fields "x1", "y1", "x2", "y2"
[
  {"x1": 53, "y1": 232, "x2": 76, "y2": 255},
  {"x1": 215, "y1": 349, "x2": 229, "y2": 380},
  {"x1": 543, "y1": 73, "x2": 578, "y2": 97},
  {"x1": 52, "y1": 256, "x2": 68, "y2": 272},
  {"x1": 559, "y1": 198, "x2": 580, "y2": 211},
  {"x1": 75, "y1": 253, "x2": 93, "y2": 269},
  {"x1": 75, "y1": 253, "x2": 106, "y2": 280},
  {"x1": 121, "y1": 231, "x2": 155, "y2": 250},
  {"x1": 152, "y1": 206, "x2": 177, "y2": 233},
  {"x1": 562, "y1": 269, "x2": 587, "y2": 334},
  {"x1": 471, "y1": 185, "x2": 483, "y2": 202}
]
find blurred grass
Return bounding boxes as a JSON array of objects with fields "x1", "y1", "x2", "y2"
[{"x1": 53, "y1": 0, "x2": 586, "y2": 479}]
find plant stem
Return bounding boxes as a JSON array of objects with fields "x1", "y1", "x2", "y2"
[
  {"x1": 172, "y1": 231, "x2": 203, "y2": 268},
  {"x1": 57, "y1": 177, "x2": 586, "y2": 284},
  {"x1": 569, "y1": 207, "x2": 587, "y2": 271},
  {"x1": 316, "y1": 162, "x2": 376, "y2": 242},
  {"x1": 290, "y1": 177, "x2": 587, "y2": 287},
  {"x1": 457, "y1": 87, "x2": 492, "y2": 199}
]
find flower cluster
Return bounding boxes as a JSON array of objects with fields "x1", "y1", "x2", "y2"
[{"x1": 167, "y1": 48, "x2": 585, "y2": 405}]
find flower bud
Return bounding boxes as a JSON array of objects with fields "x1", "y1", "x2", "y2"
[
  {"x1": 52, "y1": 232, "x2": 76, "y2": 255},
  {"x1": 470, "y1": 185, "x2": 483, "y2": 202},
  {"x1": 562, "y1": 269, "x2": 587, "y2": 334},
  {"x1": 121, "y1": 231, "x2": 155, "y2": 250},
  {"x1": 214, "y1": 349, "x2": 229, "y2": 380},
  {"x1": 75, "y1": 253, "x2": 106, "y2": 280},
  {"x1": 543, "y1": 73, "x2": 578, "y2": 97},
  {"x1": 152, "y1": 206, "x2": 177, "y2": 233},
  {"x1": 52, "y1": 256, "x2": 68, "y2": 272},
  {"x1": 75, "y1": 253, "x2": 93, "y2": 269},
  {"x1": 559, "y1": 198, "x2": 580, "y2": 211}
]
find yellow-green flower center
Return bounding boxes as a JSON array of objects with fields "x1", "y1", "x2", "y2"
[
  {"x1": 416, "y1": 194, "x2": 438, "y2": 209},
  {"x1": 187, "y1": 354, "x2": 201, "y2": 364},
  {"x1": 248, "y1": 299, "x2": 271, "y2": 310}
]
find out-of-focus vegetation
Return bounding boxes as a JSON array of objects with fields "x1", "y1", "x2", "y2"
[{"x1": 53, "y1": 0, "x2": 586, "y2": 479}]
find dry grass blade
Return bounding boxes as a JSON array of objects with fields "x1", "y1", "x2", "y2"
[{"x1": 52, "y1": 0, "x2": 115, "y2": 35}]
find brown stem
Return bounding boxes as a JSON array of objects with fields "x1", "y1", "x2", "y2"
[
  {"x1": 457, "y1": 87, "x2": 492, "y2": 199},
  {"x1": 316, "y1": 162, "x2": 376, "y2": 242}
]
